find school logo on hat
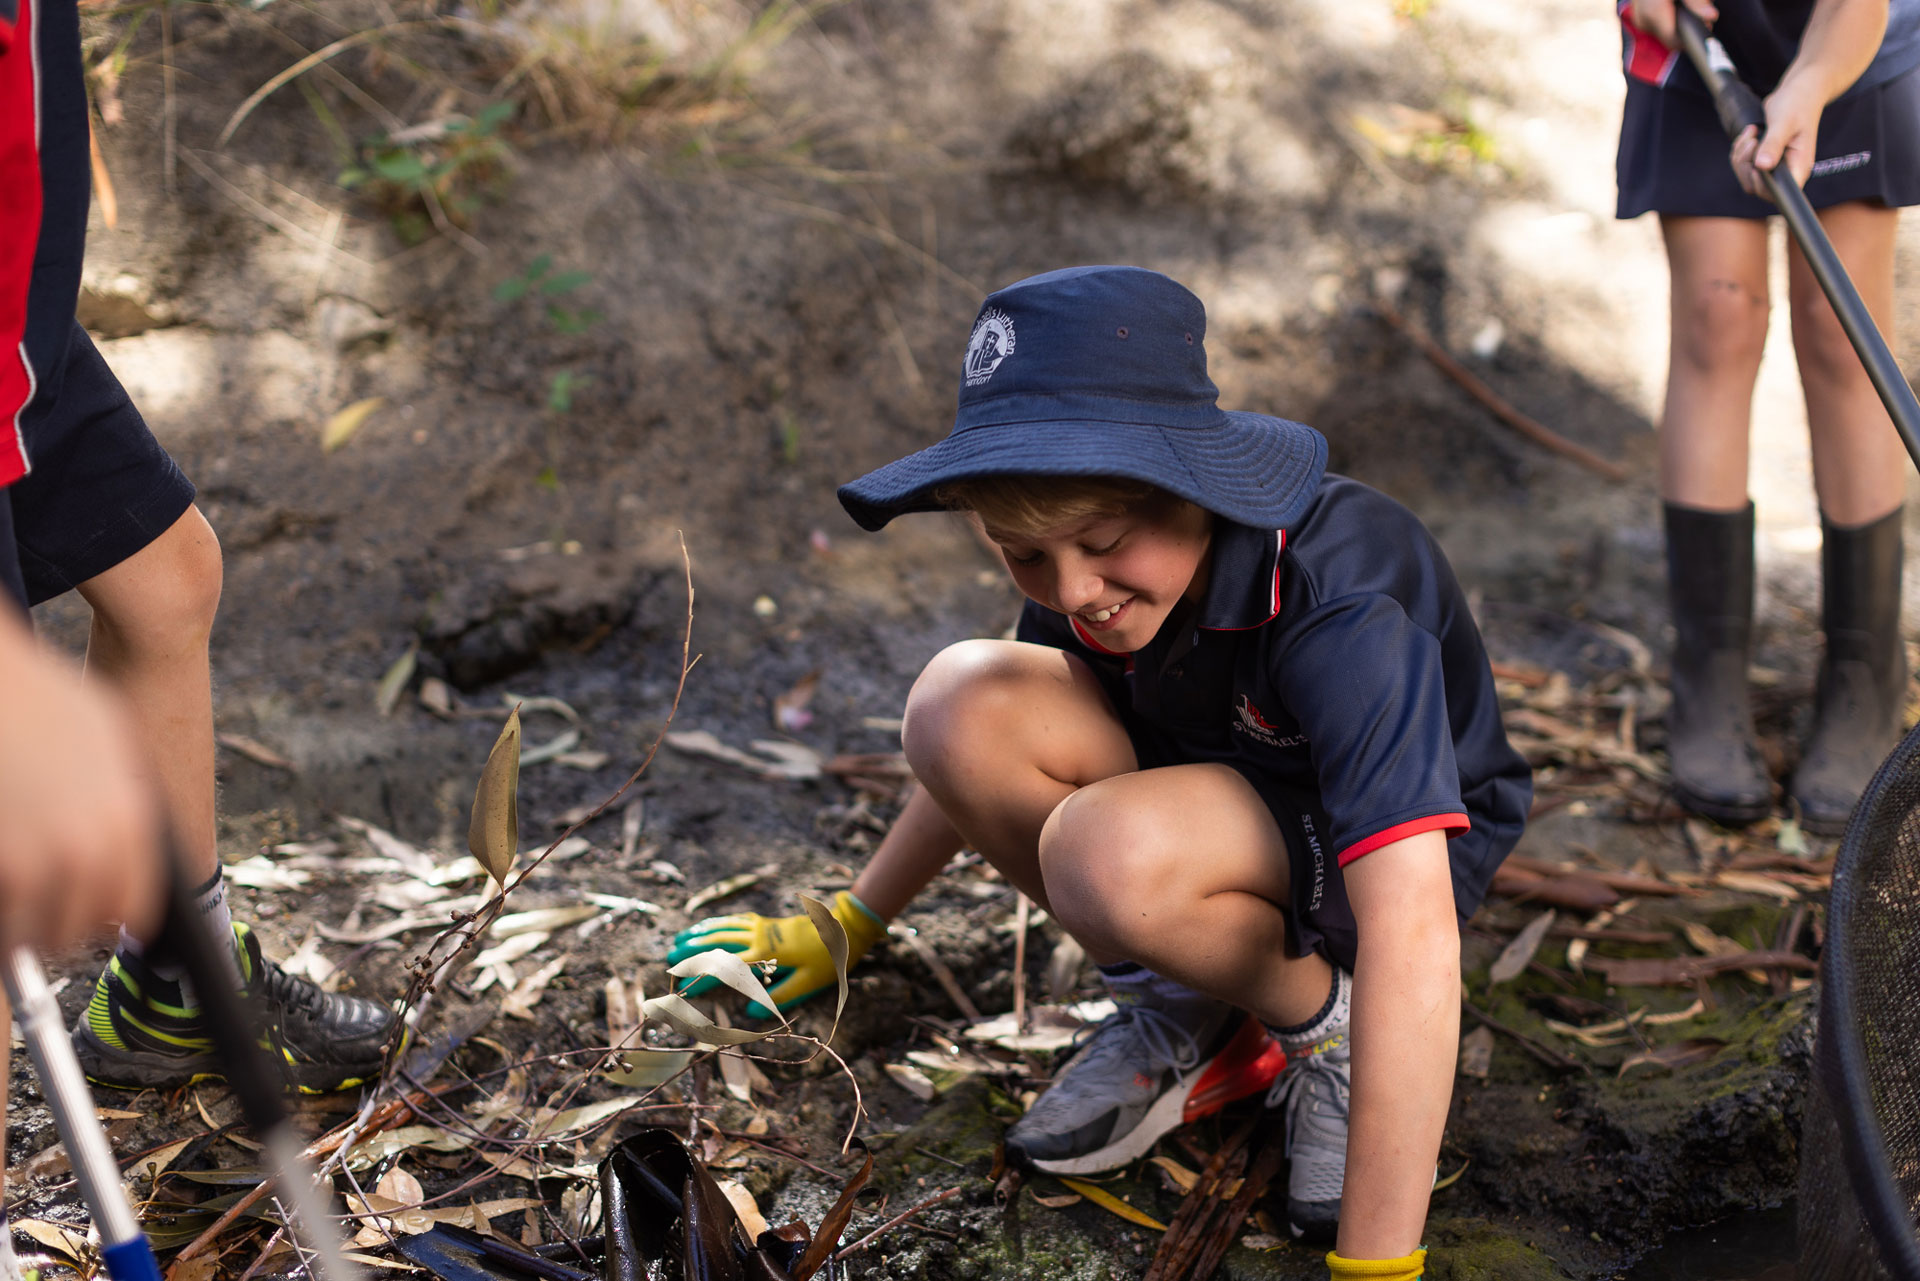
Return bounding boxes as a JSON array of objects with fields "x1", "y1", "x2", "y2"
[{"x1": 963, "y1": 307, "x2": 1015, "y2": 386}]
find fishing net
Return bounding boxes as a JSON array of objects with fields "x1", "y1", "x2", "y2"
[{"x1": 1798, "y1": 722, "x2": 1920, "y2": 1279}]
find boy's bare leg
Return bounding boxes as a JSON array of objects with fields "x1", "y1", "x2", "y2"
[
  {"x1": 902, "y1": 639, "x2": 1138, "y2": 926},
  {"x1": 904, "y1": 639, "x2": 1334, "y2": 1022},
  {"x1": 73, "y1": 507, "x2": 223, "y2": 891},
  {"x1": 1040, "y1": 762, "x2": 1333, "y2": 1028}
]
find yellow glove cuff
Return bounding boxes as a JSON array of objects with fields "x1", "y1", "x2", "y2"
[
  {"x1": 831, "y1": 890, "x2": 889, "y2": 958},
  {"x1": 1326, "y1": 1248, "x2": 1426, "y2": 1281}
]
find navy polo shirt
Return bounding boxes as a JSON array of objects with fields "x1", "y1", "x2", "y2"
[{"x1": 1016, "y1": 474, "x2": 1531, "y2": 920}]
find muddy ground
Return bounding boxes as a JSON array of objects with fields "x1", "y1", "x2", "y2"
[{"x1": 10, "y1": 0, "x2": 1920, "y2": 1277}]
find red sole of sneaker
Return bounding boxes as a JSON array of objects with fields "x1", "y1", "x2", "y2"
[{"x1": 1028, "y1": 1018, "x2": 1287, "y2": 1176}]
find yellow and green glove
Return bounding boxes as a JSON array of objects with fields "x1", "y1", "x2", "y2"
[
  {"x1": 666, "y1": 890, "x2": 888, "y2": 1019},
  {"x1": 1327, "y1": 1249, "x2": 1426, "y2": 1281}
]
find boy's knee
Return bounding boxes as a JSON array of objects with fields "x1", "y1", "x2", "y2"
[
  {"x1": 1672, "y1": 278, "x2": 1768, "y2": 375},
  {"x1": 1039, "y1": 783, "x2": 1181, "y2": 948},
  {"x1": 902, "y1": 639, "x2": 1036, "y2": 767},
  {"x1": 89, "y1": 507, "x2": 224, "y2": 643}
]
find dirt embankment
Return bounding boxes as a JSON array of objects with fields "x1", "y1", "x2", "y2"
[{"x1": 12, "y1": 0, "x2": 1904, "y2": 1276}]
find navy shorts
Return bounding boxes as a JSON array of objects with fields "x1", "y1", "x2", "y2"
[
  {"x1": 0, "y1": 322, "x2": 195, "y2": 613},
  {"x1": 1617, "y1": 62, "x2": 1920, "y2": 219}
]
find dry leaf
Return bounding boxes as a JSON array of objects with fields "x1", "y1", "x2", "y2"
[
  {"x1": 216, "y1": 732, "x2": 295, "y2": 771},
  {"x1": 1489, "y1": 909, "x2": 1557, "y2": 985},
  {"x1": 604, "y1": 1048, "x2": 695, "y2": 1088},
  {"x1": 521, "y1": 728, "x2": 583, "y2": 766},
  {"x1": 883, "y1": 1062, "x2": 938, "y2": 1100},
  {"x1": 1459, "y1": 1024, "x2": 1495, "y2": 1079},
  {"x1": 667, "y1": 949, "x2": 787, "y2": 1019},
  {"x1": 1046, "y1": 935, "x2": 1088, "y2": 1002},
  {"x1": 1712, "y1": 870, "x2": 1800, "y2": 901},
  {"x1": 493, "y1": 905, "x2": 602, "y2": 936},
  {"x1": 376, "y1": 1166, "x2": 426, "y2": 1206},
  {"x1": 322, "y1": 396, "x2": 385, "y2": 452},
  {"x1": 798, "y1": 892, "x2": 851, "y2": 1027},
  {"x1": 1618, "y1": 1038, "x2": 1728, "y2": 1076},
  {"x1": 376, "y1": 644, "x2": 417, "y2": 716},
  {"x1": 966, "y1": 1001, "x2": 1117, "y2": 1052},
  {"x1": 685, "y1": 868, "x2": 770, "y2": 913},
  {"x1": 1055, "y1": 1176, "x2": 1167, "y2": 1231},
  {"x1": 665, "y1": 730, "x2": 822, "y2": 780},
  {"x1": 718, "y1": 1180, "x2": 771, "y2": 1239},
  {"x1": 1030, "y1": 1191, "x2": 1083, "y2": 1209},
  {"x1": 640, "y1": 993, "x2": 776, "y2": 1046},
  {"x1": 473, "y1": 933, "x2": 547, "y2": 970},
  {"x1": 503, "y1": 953, "x2": 569, "y2": 1020},
  {"x1": 469, "y1": 707, "x2": 523, "y2": 885},
  {"x1": 419, "y1": 676, "x2": 456, "y2": 717}
]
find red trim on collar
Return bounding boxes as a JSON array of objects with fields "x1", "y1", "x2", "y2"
[
  {"x1": 1202, "y1": 528, "x2": 1285, "y2": 633},
  {"x1": 1069, "y1": 615, "x2": 1130, "y2": 656},
  {"x1": 1336, "y1": 812, "x2": 1469, "y2": 867}
]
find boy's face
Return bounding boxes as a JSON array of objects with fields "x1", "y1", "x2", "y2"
[{"x1": 986, "y1": 497, "x2": 1214, "y2": 653}]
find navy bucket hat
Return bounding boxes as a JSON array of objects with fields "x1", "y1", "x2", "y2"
[{"x1": 837, "y1": 265, "x2": 1327, "y2": 531}]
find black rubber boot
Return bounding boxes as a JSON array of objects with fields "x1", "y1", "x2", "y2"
[
  {"x1": 1664, "y1": 501, "x2": 1773, "y2": 824},
  {"x1": 1791, "y1": 506, "x2": 1906, "y2": 836}
]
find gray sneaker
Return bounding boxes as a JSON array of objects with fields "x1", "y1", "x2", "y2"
[
  {"x1": 1005, "y1": 972, "x2": 1243, "y2": 1175},
  {"x1": 1265, "y1": 978, "x2": 1352, "y2": 1243}
]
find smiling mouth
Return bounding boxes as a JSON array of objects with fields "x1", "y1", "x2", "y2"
[{"x1": 1080, "y1": 598, "x2": 1132, "y2": 625}]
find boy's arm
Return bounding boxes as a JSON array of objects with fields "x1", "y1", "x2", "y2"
[
  {"x1": 1336, "y1": 828, "x2": 1461, "y2": 1261},
  {"x1": 668, "y1": 784, "x2": 965, "y2": 1015},
  {"x1": 848, "y1": 783, "x2": 966, "y2": 919}
]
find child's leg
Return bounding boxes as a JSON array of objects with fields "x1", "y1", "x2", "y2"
[
  {"x1": 1786, "y1": 200, "x2": 1907, "y2": 832},
  {"x1": 1039, "y1": 762, "x2": 1332, "y2": 1028},
  {"x1": 73, "y1": 505, "x2": 222, "y2": 890},
  {"x1": 1657, "y1": 215, "x2": 1771, "y2": 509},
  {"x1": 1657, "y1": 215, "x2": 1775, "y2": 822},
  {"x1": 1789, "y1": 200, "x2": 1905, "y2": 525},
  {"x1": 901, "y1": 638, "x2": 1139, "y2": 927}
]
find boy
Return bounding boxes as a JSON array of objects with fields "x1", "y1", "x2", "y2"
[
  {"x1": 676, "y1": 265, "x2": 1530, "y2": 1277},
  {"x1": 1, "y1": 0, "x2": 395, "y2": 1097}
]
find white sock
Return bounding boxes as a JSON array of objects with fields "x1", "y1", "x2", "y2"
[
  {"x1": 115, "y1": 869, "x2": 240, "y2": 998},
  {"x1": 1267, "y1": 966, "x2": 1351, "y2": 1055}
]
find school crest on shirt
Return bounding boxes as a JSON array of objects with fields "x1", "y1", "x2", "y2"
[
  {"x1": 964, "y1": 308, "x2": 1015, "y2": 386},
  {"x1": 1233, "y1": 694, "x2": 1307, "y2": 749}
]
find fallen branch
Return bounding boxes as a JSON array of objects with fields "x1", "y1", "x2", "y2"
[
  {"x1": 1373, "y1": 302, "x2": 1630, "y2": 482},
  {"x1": 832, "y1": 1186, "x2": 962, "y2": 1262},
  {"x1": 170, "y1": 1088, "x2": 437, "y2": 1266}
]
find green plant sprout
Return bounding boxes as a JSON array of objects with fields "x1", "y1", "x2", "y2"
[{"x1": 340, "y1": 100, "x2": 515, "y2": 243}]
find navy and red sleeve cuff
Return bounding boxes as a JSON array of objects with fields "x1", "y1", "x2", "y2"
[{"x1": 1337, "y1": 812, "x2": 1469, "y2": 868}]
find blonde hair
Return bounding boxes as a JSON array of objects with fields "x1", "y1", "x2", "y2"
[{"x1": 934, "y1": 474, "x2": 1176, "y2": 541}]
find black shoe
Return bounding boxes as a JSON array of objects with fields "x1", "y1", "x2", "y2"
[
  {"x1": 1792, "y1": 507, "x2": 1906, "y2": 836},
  {"x1": 72, "y1": 922, "x2": 397, "y2": 1094},
  {"x1": 1664, "y1": 502, "x2": 1772, "y2": 824}
]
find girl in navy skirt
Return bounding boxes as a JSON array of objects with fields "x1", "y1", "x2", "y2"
[{"x1": 1620, "y1": 0, "x2": 1920, "y2": 833}]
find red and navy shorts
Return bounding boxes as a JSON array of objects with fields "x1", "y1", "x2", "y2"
[
  {"x1": 1618, "y1": 60, "x2": 1920, "y2": 219},
  {"x1": 0, "y1": 322, "x2": 195, "y2": 613}
]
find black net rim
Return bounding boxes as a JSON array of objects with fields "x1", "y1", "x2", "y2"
[{"x1": 1824, "y1": 718, "x2": 1920, "y2": 1278}]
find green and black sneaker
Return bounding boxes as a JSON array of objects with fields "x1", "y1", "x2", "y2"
[{"x1": 71, "y1": 922, "x2": 397, "y2": 1094}]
